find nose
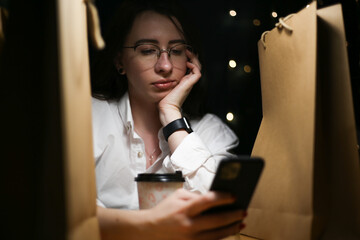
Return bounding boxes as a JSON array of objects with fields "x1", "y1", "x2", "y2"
[{"x1": 154, "y1": 52, "x2": 173, "y2": 73}]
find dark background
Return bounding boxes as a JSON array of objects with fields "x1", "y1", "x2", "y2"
[{"x1": 95, "y1": 0, "x2": 360, "y2": 155}]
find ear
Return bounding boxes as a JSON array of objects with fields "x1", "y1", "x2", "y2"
[{"x1": 114, "y1": 52, "x2": 126, "y2": 75}]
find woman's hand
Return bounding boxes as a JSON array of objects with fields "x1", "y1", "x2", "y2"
[
  {"x1": 141, "y1": 189, "x2": 247, "y2": 240},
  {"x1": 158, "y1": 50, "x2": 202, "y2": 126},
  {"x1": 97, "y1": 189, "x2": 247, "y2": 240}
]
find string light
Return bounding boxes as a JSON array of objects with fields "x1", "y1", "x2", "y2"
[
  {"x1": 229, "y1": 10, "x2": 237, "y2": 17},
  {"x1": 229, "y1": 60, "x2": 237, "y2": 68},
  {"x1": 226, "y1": 112, "x2": 234, "y2": 121},
  {"x1": 244, "y1": 65, "x2": 252, "y2": 73},
  {"x1": 253, "y1": 19, "x2": 261, "y2": 26},
  {"x1": 271, "y1": 11, "x2": 278, "y2": 18}
]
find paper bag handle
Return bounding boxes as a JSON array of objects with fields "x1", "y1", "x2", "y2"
[
  {"x1": 260, "y1": 13, "x2": 295, "y2": 49},
  {"x1": 84, "y1": 0, "x2": 105, "y2": 50}
]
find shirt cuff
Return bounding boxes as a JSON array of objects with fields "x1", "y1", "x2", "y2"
[
  {"x1": 96, "y1": 198, "x2": 106, "y2": 208},
  {"x1": 163, "y1": 133, "x2": 214, "y2": 175}
]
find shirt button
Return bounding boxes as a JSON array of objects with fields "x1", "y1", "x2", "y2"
[{"x1": 137, "y1": 151, "x2": 143, "y2": 158}]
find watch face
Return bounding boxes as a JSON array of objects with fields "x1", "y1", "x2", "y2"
[{"x1": 183, "y1": 117, "x2": 192, "y2": 130}]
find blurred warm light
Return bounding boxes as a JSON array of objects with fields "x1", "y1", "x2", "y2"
[
  {"x1": 244, "y1": 65, "x2": 252, "y2": 73},
  {"x1": 229, "y1": 60, "x2": 237, "y2": 68},
  {"x1": 271, "y1": 11, "x2": 278, "y2": 18},
  {"x1": 226, "y1": 112, "x2": 234, "y2": 122},
  {"x1": 229, "y1": 10, "x2": 237, "y2": 17},
  {"x1": 306, "y1": 4, "x2": 310, "y2": 8},
  {"x1": 253, "y1": 19, "x2": 261, "y2": 26}
]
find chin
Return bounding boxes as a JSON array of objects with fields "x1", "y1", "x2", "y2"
[{"x1": 152, "y1": 90, "x2": 172, "y2": 102}]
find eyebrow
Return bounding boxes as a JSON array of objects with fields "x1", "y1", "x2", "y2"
[{"x1": 134, "y1": 39, "x2": 186, "y2": 46}]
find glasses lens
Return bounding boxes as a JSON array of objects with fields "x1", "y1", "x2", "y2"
[
  {"x1": 134, "y1": 43, "x2": 192, "y2": 66},
  {"x1": 135, "y1": 44, "x2": 159, "y2": 58},
  {"x1": 169, "y1": 44, "x2": 188, "y2": 57},
  {"x1": 169, "y1": 44, "x2": 191, "y2": 66}
]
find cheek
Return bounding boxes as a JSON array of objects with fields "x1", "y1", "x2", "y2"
[
  {"x1": 174, "y1": 61, "x2": 188, "y2": 75},
  {"x1": 124, "y1": 58, "x2": 151, "y2": 80},
  {"x1": 123, "y1": 57, "x2": 144, "y2": 73},
  {"x1": 175, "y1": 68, "x2": 187, "y2": 79}
]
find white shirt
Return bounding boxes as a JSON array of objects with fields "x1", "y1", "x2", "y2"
[{"x1": 92, "y1": 93, "x2": 239, "y2": 209}]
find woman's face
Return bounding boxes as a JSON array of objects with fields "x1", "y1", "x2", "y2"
[{"x1": 119, "y1": 11, "x2": 188, "y2": 104}]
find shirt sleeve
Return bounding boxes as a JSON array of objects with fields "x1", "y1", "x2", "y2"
[
  {"x1": 96, "y1": 198, "x2": 106, "y2": 208},
  {"x1": 162, "y1": 114, "x2": 239, "y2": 193}
]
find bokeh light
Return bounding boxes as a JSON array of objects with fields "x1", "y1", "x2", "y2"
[
  {"x1": 229, "y1": 10, "x2": 237, "y2": 17},
  {"x1": 244, "y1": 65, "x2": 252, "y2": 73},
  {"x1": 229, "y1": 60, "x2": 237, "y2": 68},
  {"x1": 226, "y1": 112, "x2": 234, "y2": 121},
  {"x1": 253, "y1": 19, "x2": 261, "y2": 26}
]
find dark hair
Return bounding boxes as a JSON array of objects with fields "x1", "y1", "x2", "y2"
[{"x1": 90, "y1": 0, "x2": 207, "y2": 118}]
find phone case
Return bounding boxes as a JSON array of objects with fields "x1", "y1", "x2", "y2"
[{"x1": 206, "y1": 156, "x2": 264, "y2": 213}]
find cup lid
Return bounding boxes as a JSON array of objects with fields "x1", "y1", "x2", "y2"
[{"x1": 135, "y1": 171, "x2": 185, "y2": 182}]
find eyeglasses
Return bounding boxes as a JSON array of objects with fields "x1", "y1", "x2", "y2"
[{"x1": 123, "y1": 43, "x2": 193, "y2": 66}]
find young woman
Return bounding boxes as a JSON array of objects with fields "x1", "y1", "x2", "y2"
[{"x1": 91, "y1": 0, "x2": 246, "y2": 239}]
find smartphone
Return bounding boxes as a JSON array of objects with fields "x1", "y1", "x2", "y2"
[{"x1": 204, "y1": 156, "x2": 264, "y2": 213}]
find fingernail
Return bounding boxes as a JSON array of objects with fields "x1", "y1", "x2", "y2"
[{"x1": 239, "y1": 223, "x2": 246, "y2": 230}]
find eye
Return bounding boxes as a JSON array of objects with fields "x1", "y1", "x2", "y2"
[
  {"x1": 170, "y1": 45, "x2": 185, "y2": 56},
  {"x1": 137, "y1": 44, "x2": 159, "y2": 56}
]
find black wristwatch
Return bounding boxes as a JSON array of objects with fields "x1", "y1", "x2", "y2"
[{"x1": 162, "y1": 117, "x2": 193, "y2": 141}]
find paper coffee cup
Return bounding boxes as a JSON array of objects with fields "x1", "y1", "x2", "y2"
[{"x1": 135, "y1": 171, "x2": 185, "y2": 209}]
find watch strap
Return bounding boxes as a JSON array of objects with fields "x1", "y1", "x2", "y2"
[{"x1": 162, "y1": 117, "x2": 193, "y2": 141}]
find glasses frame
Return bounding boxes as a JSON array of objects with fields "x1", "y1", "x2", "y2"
[{"x1": 123, "y1": 43, "x2": 193, "y2": 59}]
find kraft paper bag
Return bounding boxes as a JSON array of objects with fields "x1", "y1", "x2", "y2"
[
  {"x1": 57, "y1": 0, "x2": 103, "y2": 239},
  {"x1": 1, "y1": 0, "x2": 103, "y2": 238},
  {"x1": 242, "y1": 1, "x2": 360, "y2": 239}
]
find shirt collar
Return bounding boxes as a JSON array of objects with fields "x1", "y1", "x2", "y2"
[
  {"x1": 117, "y1": 92, "x2": 134, "y2": 134},
  {"x1": 117, "y1": 92, "x2": 169, "y2": 151}
]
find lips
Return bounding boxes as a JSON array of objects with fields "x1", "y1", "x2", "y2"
[{"x1": 152, "y1": 79, "x2": 177, "y2": 91}]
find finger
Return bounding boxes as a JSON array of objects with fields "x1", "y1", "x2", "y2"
[
  {"x1": 186, "y1": 191, "x2": 236, "y2": 217},
  {"x1": 152, "y1": 189, "x2": 201, "y2": 212},
  {"x1": 185, "y1": 62, "x2": 201, "y2": 79},
  {"x1": 196, "y1": 221, "x2": 246, "y2": 240},
  {"x1": 186, "y1": 50, "x2": 202, "y2": 70},
  {"x1": 189, "y1": 57, "x2": 201, "y2": 71},
  {"x1": 192, "y1": 209, "x2": 246, "y2": 232},
  {"x1": 171, "y1": 66, "x2": 199, "y2": 96},
  {"x1": 185, "y1": 49, "x2": 195, "y2": 59},
  {"x1": 174, "y1": 62, "x2": 200, "y2": 91},
  {"x1": 173, "y1": 188, "x2": 201, "y2": 201}
]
